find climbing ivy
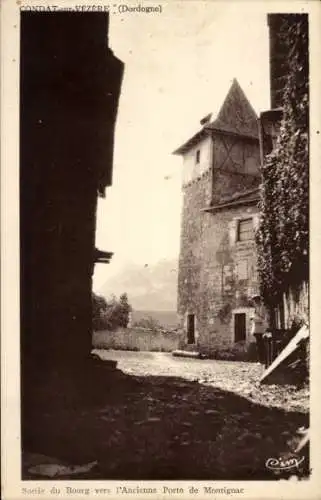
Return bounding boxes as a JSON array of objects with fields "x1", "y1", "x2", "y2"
[{"x1": 256, "y1": 16, "x2": 309, "y2": 307}]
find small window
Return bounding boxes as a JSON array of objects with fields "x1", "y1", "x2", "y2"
[
  {"x1": 196, "y1": 149, "x2": 200, "y2": 164},
  {"x1": 237, "y1": 218, "x2": 254, "y2": 241}
]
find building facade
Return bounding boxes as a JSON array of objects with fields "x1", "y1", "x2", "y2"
[{"x1": 174, "y1": 79, "x2": 261, "y2": 356}]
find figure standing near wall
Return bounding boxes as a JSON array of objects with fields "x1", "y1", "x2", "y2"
[{"x1": 250, "y1": 294, "x2": 267, "y2": 364}]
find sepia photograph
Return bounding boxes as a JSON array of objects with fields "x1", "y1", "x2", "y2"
[{"x1": 1, "y1": 0, "x2": 320, "y2": 497}]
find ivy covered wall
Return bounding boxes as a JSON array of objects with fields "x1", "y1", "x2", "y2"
[{"x1": 256, "y1": 14, "x2": 309, "y2": 326}]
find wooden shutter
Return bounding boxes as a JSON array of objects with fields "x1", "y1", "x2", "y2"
[{"x1": 228, "y1": 219, "x2": 238, "y2": 246}]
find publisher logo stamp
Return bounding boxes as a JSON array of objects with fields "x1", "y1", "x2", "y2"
[{"x1": 266, "y1": 456, "x2": 305, "y2": 471}]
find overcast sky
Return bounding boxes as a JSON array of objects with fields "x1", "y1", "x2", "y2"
[{"x1": 93, "y1": 3, "x2": 271, "y2": 291}]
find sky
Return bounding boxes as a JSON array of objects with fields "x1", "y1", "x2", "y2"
[{"x1": 93, "y1": 2, "x2": 271, "y2": 291}]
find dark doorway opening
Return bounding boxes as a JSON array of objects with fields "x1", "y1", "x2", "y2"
[
  {"x1": 234, "y1": 313, "x2": 246, "y2": 342},
  {"x1": 187, "y1": 314, "x2": 195, "y2": 344}
]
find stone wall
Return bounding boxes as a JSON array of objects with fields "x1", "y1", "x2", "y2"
[
  {"x1": 182, "y1": 135, "x2": 213, "y2": 185},
  {"x1": 93, "y1": 328, "x2": 179, "y2": 352},
  {"x1": 178, "y1": 199, "x2": 259, "y2": 354},
  {"x1": 267, "y1": 14, "x2": 308, "y2": 109},
  {"x1": 177, "y1": 169, "x2": 212, "y2": 333},
  {"x1": 177, "y1": 133, "x2": 261, "y2": 356}
]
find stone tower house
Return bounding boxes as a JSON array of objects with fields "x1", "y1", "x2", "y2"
[{"x1": 173, "y1": 79, "x2": 261, "y2": 356}]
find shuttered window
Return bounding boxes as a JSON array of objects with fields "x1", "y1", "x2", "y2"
[{"x1": 237, "y1": 218, "x2": 254, "y2": 241}]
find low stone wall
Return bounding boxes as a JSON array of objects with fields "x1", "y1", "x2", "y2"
[{"x1": 92, "y1": 327, "x2": 179, "y2": 352}]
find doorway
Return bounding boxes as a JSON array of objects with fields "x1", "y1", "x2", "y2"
[
  {"x1": 234, "y1": 313, "x2": 246, "y2": 342},
  {"x1": 187, "y1": 314, "x2": 195, "y2": 344}
]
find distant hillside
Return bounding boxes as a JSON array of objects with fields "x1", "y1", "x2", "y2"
[
  {"x1": 99, "y1": 258, "x2": 178, "y2": 312},
  {"x1": 131, "y1": 310, "x2": 179, "y2": 329}
]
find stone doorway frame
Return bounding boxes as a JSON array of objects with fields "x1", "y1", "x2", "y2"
[{"x1": 231, "y1": 307, "x2": 255, "y2": 343}]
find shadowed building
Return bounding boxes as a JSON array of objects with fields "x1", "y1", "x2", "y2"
[
  {"x1": 258, "y1": 14, "x2": 309, "y2": 329},
  {"x1": 173, "y1": 80, "x2": 261, "y2": 357},
  {"x1": 256, "y1": 14, "x2": 309, "y2": 385},
  {"x1": 20, "y1": 12, "x2": 123, "y2": 419}
]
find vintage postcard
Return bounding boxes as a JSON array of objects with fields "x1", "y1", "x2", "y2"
[{"x1": 1, "y1": 0, "x2": 321, "y2": 499}]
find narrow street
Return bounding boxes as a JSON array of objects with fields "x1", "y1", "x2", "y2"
[
  {"x1": 94, "y1": 350, "x2": 309, "y2": 413},
  {"x1": 23, "y1": 351, "x2": 309, "y2": 480}
]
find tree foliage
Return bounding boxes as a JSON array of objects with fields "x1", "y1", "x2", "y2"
[
  {"x1": 118, "y1": 293, "x2": 132, "y2": 328},
  {"x1": 92, "y1": 293, "x2": 108, "y2": 330},
  {"x1": 256, "y1": 16, "x2": 309, "y2": 307},
  {"x1": 92, "y1": 292, "x2": 132, "y2": 331},
  {"x1": 132, "y1": 316, "x2": 161, "y2": 331}
]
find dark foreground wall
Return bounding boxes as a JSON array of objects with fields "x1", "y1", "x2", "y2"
[{"x1": 20, "y1": 13, "x2": 123, "y2": 407}]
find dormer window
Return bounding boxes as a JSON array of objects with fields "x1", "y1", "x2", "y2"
[{"x1": 196, "y1": 149, "x2": 200, "y2": 164}]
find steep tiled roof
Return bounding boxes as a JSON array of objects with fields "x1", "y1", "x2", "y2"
[
  {"x1": 173, "y1": 79, "x2": 259, "y2": 155},
  {"x1": 206, "y1": 79, "x2": 259, "y2": 139}
]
